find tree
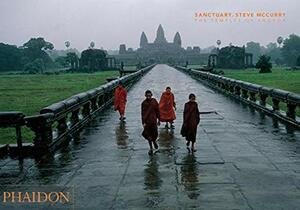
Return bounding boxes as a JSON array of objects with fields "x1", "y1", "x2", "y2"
[
  {"x1": 23, "y1": 58, "x2": 45, "y2": 74},
  {"x1": 46, "y1": 48, "x2": 80, "y2": 61},
  {"x1": 0, "y1": 43, "x2": 23, "y2": 71},
  {"x1": 256, "y1": 55, "x2": 272, "y2": 73},
  {"x1": 65, "y1": 41, "x2": 70, "y2": 49},
  {"x1": 297, "y1": 55, "x2": 300, "y2": 66},
  {"x1": 66, "y1": 52, "x2": 79, "y2": 70},
  {"x1": 266, "y1": 42, "x2": 277, "y2": 50},
  {"x1": 89, "y1": 41, "x2": 95, "y2": 49},
  {"x1": 23, "y1": 37, "x2": 54, "y2": 51},
  {"x1": 80, "y1": 49, "x2": 107, "y2": 72},
  {"x1": 54, "y1": 56, "x2": 69, "y2": 68},
  {"x1": 246, "y1": 42, "x2": 261, "y2": 63},
  {"x1": 281, "y1": 34, "x2": 300, "y2": 66},
  {"x1": 217, "y1": 46, "x2": 245, "y2": 69},
  {"x1": 22, "y1": 37, "x2": 55, "y2": 69},
  {"x1": 264, "y1": 42, "x2": 283, "y2": 65}
]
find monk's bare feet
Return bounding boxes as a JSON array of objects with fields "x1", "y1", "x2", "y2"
[
  {"x1": 153, "y1": 141, "x2": 158, "y2": 150},
  {"x1": 187, "y1": 147, "x2": 191, "y2": 153},
  {"x1": 148, "y1": 149, "x2": 153, "y2": 155},
  {"x1": 186, "y1": 141, "x2": 191, "y2": 152}
]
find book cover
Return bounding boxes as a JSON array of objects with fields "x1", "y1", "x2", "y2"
[{"x1": 0, "y1": 0, "x2": 299, "y2": 209}]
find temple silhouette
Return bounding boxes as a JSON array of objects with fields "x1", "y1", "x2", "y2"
[{"x1": 116, "y1": 24, "x2": 208, "y2": 65}]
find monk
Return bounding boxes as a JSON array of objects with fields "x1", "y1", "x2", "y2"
[
  {"x1": 114, "y1": 81, "x2": 127, "y2": 121},
  {"x1": 141, "y1": 90, "x2": 160, "y2": 155},
  {"x1": 159, "y1": 87, "x2": 176, "y2": 129},
  {"x1": 180, "y1": 93, "x2": 200, "y2": 153}
]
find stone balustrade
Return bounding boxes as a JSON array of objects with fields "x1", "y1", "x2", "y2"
[
  {"x1": 0, "y1": 112, "x2": 25, "y2": 157},
  {"x1": 175, "y1": 66, "x2": 300, "y2": 128},
  {"x1": 0, "y1": 64, "x2": 155, "y2": 157}
]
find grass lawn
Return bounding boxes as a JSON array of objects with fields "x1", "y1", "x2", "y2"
[
  {"x1": 0, "y1": 71, "x2": 118, "y2": 144},
  {"x1": 124, "y1": 65, "x2": 137, "y2": 71},
  {"x1": 221, "y1": 68, "x2": 300, "y2": 116},
  {"x1": 221, "y1": 68, "x2": 300, "y2": 94},
  {"x1": 187, "y1": 64, "x2": 205, "y2": 69}
]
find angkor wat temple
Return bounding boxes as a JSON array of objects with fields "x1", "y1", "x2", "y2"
[{"x1": 115, "y1": 24, "x2": 208, "y2": 65}]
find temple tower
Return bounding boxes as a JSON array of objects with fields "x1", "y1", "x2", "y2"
[
  {"x1": 154, "y1": 24, "x2": 167, "y2": 44},
  {"x1": 173, "y1": 32, "x2": 182, "y2": 47},
  {"x1": 140, "y1": 32, "x2": 148, "y2": 48}
]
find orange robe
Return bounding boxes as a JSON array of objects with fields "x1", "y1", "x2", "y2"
[
  {"x1": 159, "y1": 92, "x2": 176, "y2": 122},
  {"x1": 114, "y1": 86, "x2": 127, "y2": 115}
]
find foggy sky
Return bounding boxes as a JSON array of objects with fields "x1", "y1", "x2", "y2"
[{"x1": 0, "y1": 0, "x2": 299, "y2": 51}]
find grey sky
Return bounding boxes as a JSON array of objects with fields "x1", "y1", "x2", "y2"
[{"x1": 0, "y1": 0, "x2": 299, "y2": 51}]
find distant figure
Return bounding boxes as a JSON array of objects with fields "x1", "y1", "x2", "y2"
[
  {"x1": 114, "y1": 81, "x2": 127, "y2": 121},
  {"x1": 181, "y1": 93, "x2": 200, "y2": 153},
  {"x1": 141, "y1": 90, "x2": 160, "y2": 155},
  {"x1": 159, "y1": 87, "x2": 176, "y2": 129}
]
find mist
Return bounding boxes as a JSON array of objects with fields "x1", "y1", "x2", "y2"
[{"x1": 0, "y1": 0, "x2": 299, "y2": 51}]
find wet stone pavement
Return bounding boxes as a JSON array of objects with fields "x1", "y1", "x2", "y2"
[{"x1": 1, "y1": 64, "x2": 300, "y2": 210}]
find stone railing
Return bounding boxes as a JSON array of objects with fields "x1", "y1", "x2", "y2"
[
  {"x1": 0, "y1": 112, "x2": 25, "y2": 157},
  {"x1": 175, "y1": 66, "x2": 300, "y2": 128},
  {"x1": 0, "y1": 64, "x2": 155, "y2": 157}
]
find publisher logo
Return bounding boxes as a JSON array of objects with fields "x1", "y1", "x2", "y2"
[
  {"x1": 1, "y1": 186, "x2": 74, "y2": 209},
  {"x1": 3, "y1": 191, "x2": 70, "y2": 204}
]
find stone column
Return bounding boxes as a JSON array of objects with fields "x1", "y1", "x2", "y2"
[
  {"x1": 242, "y1": 89, "x2": 248, "y2": 99},
  {"x1": 249, "y1": 92, "x2": 256, "y2": 101},
  {"x1": 82, "y1": 102, "x2": 91, "y2": 117},
  {"x1": 26, "y1": 113, "x2": 54, "y2": 156},
  {"x1": 259, "y1": 94, "x2": 268, "y2": 106},
  {"x1": 57, "y1": 117, "x2": 68, "y2": 135},
  {"x1": 70, "y1": 109, "x2": 80, "y2": 126},
  {"x1": 272, "y1": 98, "x2": 280, "y2": 111},
  {"x1": 286, "y1": 104, "x2": 296, "y2": 119}
]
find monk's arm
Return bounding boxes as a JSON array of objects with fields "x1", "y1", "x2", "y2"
[
  {"x1": 155, "y1": 100, "x2": 160, "y2": 121},
  {"x1": 113, "y1": 89, "x2": 118, "y2": 108},
  {"x1": 196, "y1": 105, "x2": 200, "y2": 124},
  {"x1": 183, "y1": 104, "x2": 187, "y2": 122},
  {"x1": 124, "y1": 89, "x2": 127, "y2": 102},
  {"x1": 141, "y1": 103, "x2": 146, "y2": 125},
  {"x1": 172, "y1": 94, "x2": 176, "y2": 109},
  {"x1": 159, "y1": 94, "x2": 163, "y2": 105}
]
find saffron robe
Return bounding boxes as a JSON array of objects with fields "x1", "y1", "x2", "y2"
[
  {"x1": 114, "y1": 86, "x2": 127, "y2": 115},
  {"x1": 181, "y1": 101, "x2": 200, "y2": 142},
  {"x1": 159, "y1": 92, "x2": 176, "y2": 122},
  {"x1": 141, "y1": 98, "x2": 160, "y2": 141}
]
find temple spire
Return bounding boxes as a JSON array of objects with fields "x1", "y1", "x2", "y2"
[
  {"x1": 154, "y1": 24, "x2": 167, "y2": 44},
  {"x1": 140, "y1": 32, "x2": 148, "y2": 48},
  {"x1": 173, "y1": 32, "x2": 181, "y2": 47}
]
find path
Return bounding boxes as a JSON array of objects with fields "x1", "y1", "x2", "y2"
[{"x1": 0, "y1": 64, "x2": 300, "y2": 210}]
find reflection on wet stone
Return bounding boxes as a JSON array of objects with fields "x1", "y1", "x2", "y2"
[
  {"x1": 72, "y1": 132, "x2": 81, "y2": 143},
  {"x1": 272, "y1": 117, "x2": 279, "y2": 129},
  {"x1": 285, "y1": 124, "x2": 296, "y2": 136},
  {"x1": 180, "y1": 154, "x2": 200, "y2": 199},
  {"x1": 158, "y1": 128, "x2": 175, "y2": 149},
  {"x1": 115, "y1": 121, "x2": 128, "y2": 148},
  {"x1": 144, "y1": 156, "x2": 162, "y2": 191}
]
